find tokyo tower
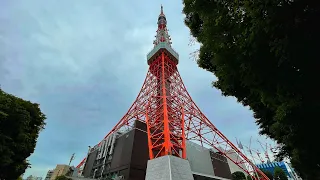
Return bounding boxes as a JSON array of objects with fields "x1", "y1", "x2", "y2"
[{"x1": 76, "y1": 5, "x2": 269, "y2": 180}]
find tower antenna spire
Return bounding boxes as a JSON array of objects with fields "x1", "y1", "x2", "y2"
[
  {"x1": 154, "y1": 4, "x2": 171, "y2": 47},
  {"x1": 161, "y1": 4, "x2": 163, "y2": 14}
]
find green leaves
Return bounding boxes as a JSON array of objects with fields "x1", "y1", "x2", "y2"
[
  {"x1": 0, "y1": 89, "x2": 46, "y2": 179},
  {"x1": 183, "y1": 0, "x2": 320, "y2": 178},
  {"x1": 262, "y1": 170, "x2": 274, "y2": 180},
  {"x1": 232, "y1": 171, "x2": 246, "y2": 180},
  {"x1": 274, "y1": 167, "x2": 288, "y2": 180}
]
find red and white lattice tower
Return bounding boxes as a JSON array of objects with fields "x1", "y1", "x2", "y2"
[
  {"x1": 258, "y1": 140, "x2": 272, "y2": 163},
  {"x1": 76, "y1": 5, "x2": 269, "y2": 180}
]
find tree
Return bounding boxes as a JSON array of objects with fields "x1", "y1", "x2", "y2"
[
  {"x1": 262, "y1": 170, "x2": 274, "y2": 180},
  {"x1": 232, "y1": 171, "x2": 246, "y2": 180},
  {"x1": 274, "y1": 167, "x2": 288, "y2": 180},
  {"x1": 0, "y1": 89, "x2": 46, "y2": 179},
  {"x1": 55, "y1": 175, "x2": 72, "y2": 180},
  {"x1": 182, "y1": 0, "x2": 320, "y2": 178},
  {"x1": 246, "y1": 175, "x2": 252, "y2": 180}
]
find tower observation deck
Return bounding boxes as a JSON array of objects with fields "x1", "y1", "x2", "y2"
[
  {"x1": 76, "y1": 5, "x2": 270, "y2": 180},
  {"x1": 147, "y1": 5, "x2": 179, "y2": 65}
]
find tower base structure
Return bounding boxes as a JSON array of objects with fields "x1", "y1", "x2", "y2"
[{"x1": 145, "y1": 155, "x2": 194, "y2": 180}]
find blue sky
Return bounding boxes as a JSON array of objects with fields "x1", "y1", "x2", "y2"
[{"x1": 0, "y1": 0, "x2": 274, "y2": 178}]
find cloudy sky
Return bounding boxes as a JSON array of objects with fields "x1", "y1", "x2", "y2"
[{"x1": 0, "y1": 0, "x2": 274, "y2": 178}]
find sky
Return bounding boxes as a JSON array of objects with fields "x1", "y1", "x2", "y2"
[{"x1": 0, "y1": 0, "x2": 275, "y2": 178}]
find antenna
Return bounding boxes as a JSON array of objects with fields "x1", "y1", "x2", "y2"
[
  {"x1": 69, "y1": 153, "x2": 75, "y2": 166},
  {"x1": 257, "y1": 140, "x2": 271, "y2": 163},
  {"x1": 245, "y1": 140, "x2": 265, "y2": 164},
  {"x1": 247, "y1": 136, "x2": 261, "y2": 180}
]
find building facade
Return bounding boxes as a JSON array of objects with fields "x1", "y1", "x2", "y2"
[
  {"x1": 257, "y1": 161, "x2": 302, "y2": 180},
  {"x1": 45, "y1": 170, "x2": 54, "y2": 180},
  {"x1": 81, "y1": 121, "x2": 234, "y2": 180},
  {"x1": 224, "y1": 149, "x2": 248, "y2": 174},
  {"x1": 26, "y1": 175, "x2": 43, "y2": 180},
  {"x1": 50, "y1": 164, "x2": 71, "y2": 180}
]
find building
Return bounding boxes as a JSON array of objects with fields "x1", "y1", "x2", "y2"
[
  {"x1": 50, "y1": 164, "x2": 71, "y2": 180},
  {"x1": 47, "y1": 165, "x2": 79, "y2": 180},
  {"x1": 67, "y1": 166, "x2": 81, "y2": 177},
  {"x1": 223, "y1": 149, "x2": 248, "y2": 174},
  {"x1": 26, "y1": 175, "x2": 42, "y2": 180},
  {"x1": 256, "y1": 161, "x2": 302, "y2": 180},
  {"x1": 45, "y1": 170, "x2": 54, "y2": 180},
  {"x1": 81, "y1": 121, "x2": 233, "y2": 180},
  {"x1": 81, "y1": 121, "x2": 150, "y2": 180}
]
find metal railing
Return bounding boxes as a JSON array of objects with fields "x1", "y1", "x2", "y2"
[{"x1": 147, "y1": 42, "x2": 179, "y2": 60}]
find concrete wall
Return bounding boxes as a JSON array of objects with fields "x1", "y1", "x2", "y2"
[
  {"x1": 145, "y1": 155, "x2": 194, "y2": 180},
  {"x1": 129, "y1": 121, "x2": 149, "y2": 179},
  {"x1": 82, "y1": 150, "x2": 98, "y2": 178},
  {"x1": 186, "y1": 141, "x2": 215, "y2": 176},
  {"x1": 225, "y1": 151, "x2": 247, "y2": 174},
  {"x1": 210, "y1": 151, "x2": 232, "y2": 179},
  {"x1": 109, "y1": 130, "x2": 134, "y2": 172}
]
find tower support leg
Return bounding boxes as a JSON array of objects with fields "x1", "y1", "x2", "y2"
[{"x1": 145, "y1": 155, "x2": 194, "y2": 180}]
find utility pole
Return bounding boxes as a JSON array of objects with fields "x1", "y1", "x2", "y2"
[{"x1": 69, "y1": 153, "x2": 75, "y2": 166}]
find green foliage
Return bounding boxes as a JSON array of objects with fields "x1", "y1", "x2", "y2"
[
  {"x1": 17, "y1": 176, "x2": 23, "y2": 180},
  {"x1": 183, "y1": 0, "x2": 320, "y2": 178},
  {"x1": 262, "y1": 170, "x2": 274, "y2": 180},
  {"x1": 55, "y1": 175, "x2": 72, "y2": 180},
  {"x1": 246, "y1": 175, "x2": 252, "y2": 180},
  {"x1": 232, "y1": 171, "x2": 246, "y2": 180},
  {"x1": 0, "y1": 89, "x2": 46, "y2": 179},
  {"x1": 274, "y1": 167, "x2": 288, "y2": 180}
]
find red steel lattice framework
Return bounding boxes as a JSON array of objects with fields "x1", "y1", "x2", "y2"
[{"x1": 76, "y1": 5, "x2": 269, "y2": 180}]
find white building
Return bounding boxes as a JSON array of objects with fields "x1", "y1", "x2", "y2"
[
  {"x1": 26, "y1": 175, "x2": 42, "y2": 180},
  {"x1": 45, "y1": 170, "x2": 54, "y2": 180}
]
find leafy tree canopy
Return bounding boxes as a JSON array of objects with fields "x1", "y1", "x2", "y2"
[
  {"x1": 232, "y1": 171, "x2": 246, "y2": 180},
  {"x1": 274, "y1": 167, "x2": 288, "y2": 180},
  {"x1": 55, "y1": 175, "x2": 72, "y2": 180},
  {"x1": 183, "y1": 0, "x2": 320, "y2": 178},
  {"x1": 262, "y1": 170, "x2": 274, "y2": 180},
  {"x1": 246, "y1": 175, "x2": 252, "y2": 180},
  {"x1": 0, "y1": 89, "x2": 46, "y2": 179}
]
